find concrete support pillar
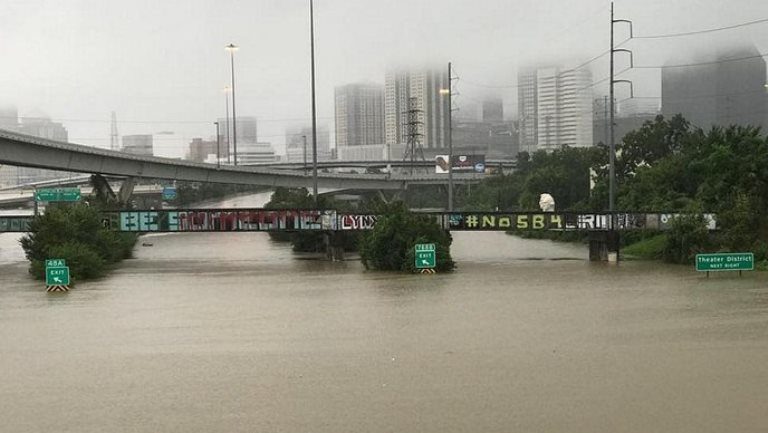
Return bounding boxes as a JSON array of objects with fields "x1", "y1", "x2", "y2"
[
  {"x1": 589, "y1": 231, "x2": 620, "y2": 262},
  {"x1": 324, "y1": 231, "x2": 345, "y2": 261}
]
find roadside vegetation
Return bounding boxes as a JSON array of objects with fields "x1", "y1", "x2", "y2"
[
  {"x1": 359, "y1": 201, "x2": 455, "y2": 272},
  {"x1": 463, "y1": 114, "x2": 768, "y2": 266},
  {"x1": 20, "y1": 204, "x2": 137, "y2": 283}
]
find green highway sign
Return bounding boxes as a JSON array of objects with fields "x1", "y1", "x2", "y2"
[
  {"x1": 35, "y1": 188, "x2": 81, "y2": 202},
  {"x1": 162, "y1": 186, "x2": 177, "y2": 200},
  {"x1": 45, "y1": 266, "x2": 70, "y2": 286},
  {"x1": 415, "y1": 243, "x2": 436, "y2": 269},
  {"x1": 696, "y1": 253, "x2": 754, "y2": 272},
  {"x1": 45, "y1": 258, "x2": 66, "y2": 268}
]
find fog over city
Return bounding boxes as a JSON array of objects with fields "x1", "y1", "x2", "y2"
[{"x1": 2, "y1": 0, "x2": 767, "y2": 157}]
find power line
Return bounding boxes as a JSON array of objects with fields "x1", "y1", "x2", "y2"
[
  {"x1": 633, "y1": 52, "x2": 768, "y2": 69},
  {"x1": 633, "y1": 17, "x2": 768, "y2": 39}
]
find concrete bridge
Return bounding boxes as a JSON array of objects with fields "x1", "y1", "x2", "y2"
[{"x1": 0, "y1": 129, "x2": 483, "y2": 191}]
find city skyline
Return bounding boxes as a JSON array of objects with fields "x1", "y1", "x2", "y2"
[{"x1": 2, "y1": 0, "x2": 768, "y2": 158}]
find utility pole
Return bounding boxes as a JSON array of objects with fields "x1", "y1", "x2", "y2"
[
  {"x1": 302, "y1": 134, "x2": 308, "y2": 175},
  {"x1": 447, "y1": 61, "x2": 454, "y2": 212},
  {"x1": 309, "y1": 0, "x2": 319, "y2": 206},
  {"x1": 224, "y1": 86, "x2": 231, "y2": 164},
  {"x1": 110, "y1": 111, "x2": 119, "y2": 151},
  {"x1": 214, "y1": 121, "x2": 221, "y2": 169},
  {"x1": 603, "y1": 95, "x2": 609, "y2": 150},
  {"x1": 610, "y1": 1, "x2": 633, "y2": 217}
]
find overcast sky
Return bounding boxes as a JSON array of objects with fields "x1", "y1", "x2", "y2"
[{"x1": 2, "y1": 0, "x2": 767, "y2": 157}]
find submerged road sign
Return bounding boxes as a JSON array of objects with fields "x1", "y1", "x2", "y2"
[
  {"x1": 45, "y1": 266, "x2": 70, "y2": 286},
  {"x1": 696, "y1": 253, "x2": 754, "y2": 272},
  {"x1": 415, "y1": 243, "x2": 436, "y2": 269}
]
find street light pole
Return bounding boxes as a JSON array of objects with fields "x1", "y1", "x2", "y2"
[
  {"x1": 226, "y1": 43, "x2": 239, "y2": 166},
  {"x1": 214, "y1": 121, "x2": 221, "y2": 169},
  {"x1": 224, "y1": 86, "x2": 231, "y2": 164},
  {"x1": 309, "y1": 0, "x2": 319, "y2": 206},
  {"x1": 447, "y1": 62, "x2": 454, "y2": 212}
]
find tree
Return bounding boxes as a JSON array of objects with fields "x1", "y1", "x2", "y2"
[{"x1": 359, "y1": 201, "x2": 454, "y2": 272}]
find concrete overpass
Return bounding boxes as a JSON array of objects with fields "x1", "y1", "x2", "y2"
[{"x1": 0, "y1": 129, "x2": 484, "y2": 190}]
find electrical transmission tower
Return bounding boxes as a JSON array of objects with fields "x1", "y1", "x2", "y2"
[
  {"x1": 402, "y1": 97, "x2": 424, "y2": 175},
  {"x1": 110, "y1": 111, "x2": 119, "y2": 151}
]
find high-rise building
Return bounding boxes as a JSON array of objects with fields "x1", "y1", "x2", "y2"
[
  {"x1": 482, "y1": 98, "x2": 504, "y2": 123},
  {"x1": 18, "y1": 116, "x2": 68, "y2": 141},
  {"x1": 122, "y1": 134, "x2": 153, "y2": 156},
  {"x1": 518, "y1": 66, "x2": 594, "y2": 152},
  {"x1": 215, "y1": 116, "x2": 258, "y2": 164},
  {"x1": 619, "y1": 98, "x2": 660, "y2": 118},
  {"x1": 285, "y1": 125, "x2": 331, "y2": 163},
  {"x1": 335, "y1": 83, "x2": 384, "y2": 149},
  {"x1": 0, "y1": 112, "x2": 69, "y2": 186},
  {"x1": 188, "y1": 137, "x2": 227, "y2": 163},
  {"x1": 238, "y1": 142, "x2": 278, "y2": 165},
  {"x1": 385, "y1": 67, "x2": 450, "y2": 153},
  {"x1": 662, "y1": 45, "x2": 767, "y2": 130}
]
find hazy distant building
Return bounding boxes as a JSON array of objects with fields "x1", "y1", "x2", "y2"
[
  {"x1": 335, "y1": 83, "x2": 384, "y2": 150},
  {"x1": 385, "y1": 67, "x2": 450, "y2": 153},
  {"x1": 216, "y1": 116, "x2": 258, "y2": 157},
  {"x1": 0, "y1": 112, "x2": 69, "y2": 186},
  {"x1": 285, "y1": 125, "x2": 331, "y2": 163},
  {"x1": 662, "y1": 45, "x2": 767, "y2": 130},
  {"x1": 619, "y1": 98, "x2": 660, "y2": 117},
  {"x1": 18, "y1": 116, "x2": 68, "y2": 141},
  {"x1": 456, "y1": 101, "x2": 481, "y2": 123},
  {"x1": 518, "y1": 66, "x2": 594, "y2": 152},
  {"x1": 238, "y1": 142, "x2": 278, "y2": 165},
  {"x1": 188, "y1": 137, "x2": 227, "y2": 163},
  {"x1": 482, "y1": 98, "x2": 504, "y2": 123},
  {"x1": 593, "y1": 96, "x2": 657, "y2": 146},
  {"x1": 453, "y1": 120, "x2": 518, "y2": 158},
  {"x1": 0, "y1": 106, "x2": 18, "y2": 130},
  {"x1": 122, "y1": 134, "x2": 153, "y2": 156}
]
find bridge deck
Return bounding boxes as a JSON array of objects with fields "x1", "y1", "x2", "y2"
[{"x1": 1, "y1": 209, "x2": 717, "y2": 233}]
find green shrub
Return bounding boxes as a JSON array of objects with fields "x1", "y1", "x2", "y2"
[
  {"x1": 663, "y1": 213, "x2": 712, "y2": 264},
  {"x1": 20, "y1": 204, "x2": 137, "y2": 282},
  {"x1": 359, "y1": 201, "x2": 455, "y2": 272}
]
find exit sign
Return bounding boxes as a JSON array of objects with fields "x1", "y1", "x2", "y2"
[{"x1": 415, "y1": 243, "x2": 436, "y2": 269}]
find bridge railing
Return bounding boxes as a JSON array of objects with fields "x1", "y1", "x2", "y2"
[
  {"x1": 0, "y1": 209, "x2": 718, "y2": 233},
  {"x1": 99, "y1": 209, "x2": 717, "y2": 233}
]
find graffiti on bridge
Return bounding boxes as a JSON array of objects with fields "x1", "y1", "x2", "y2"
[
  {"x1": 113, "y1": 210, "x2": 336, "y2": 232},
  {"x1": 445, "y1": 213, "x2": 718, "y2": 231},
  {"x1": 100, "y1": 209, "x2": 717, "y2": 233}
]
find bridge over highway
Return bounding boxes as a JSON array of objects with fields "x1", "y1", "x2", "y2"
[
  {"x1": 0, "y1": 208, "x2": 717, "y2": 233},
  {"x1": 0, "y1": 129, "x2": 483, "y2": 191}
]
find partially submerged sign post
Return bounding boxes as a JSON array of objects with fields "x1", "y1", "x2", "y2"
[
  {"x1": 45, "y1": 258, "x2": 70, "y2": 292},
  {"x1": 415, "y1": 243, "x2": 436, "y2": 274},
  {"x1": 696, "y1": 253, "x2": 754, "y2": 277}
]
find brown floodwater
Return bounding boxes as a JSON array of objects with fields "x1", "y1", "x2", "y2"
[{"x1": 1, "y1": 197, "x2": 767, "y2": 432}]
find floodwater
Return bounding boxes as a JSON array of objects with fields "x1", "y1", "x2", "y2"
[{"x1": 1, "y1": 196, "x2": 768, "y2": 432}]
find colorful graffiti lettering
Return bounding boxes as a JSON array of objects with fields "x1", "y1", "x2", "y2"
[{"x1": 340, "y1": 214, "x2": 378, "y2": 230}]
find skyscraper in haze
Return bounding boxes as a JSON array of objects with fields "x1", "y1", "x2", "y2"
[
  {"x1": 385, "y1": 67, "x2": 450, "y2": 152},
  {"x1": 518, "y1": 66, "x2": 593, "y2": 152},
  {"x1": 482, "y1": 98, "x2": 504, "y2": 123},
  {"x1": 335, "y1": 83, "x2": 384, "y2": 149},
  {"x1": 662, "y1": 45, "x2": 767, "y2": 130}
]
